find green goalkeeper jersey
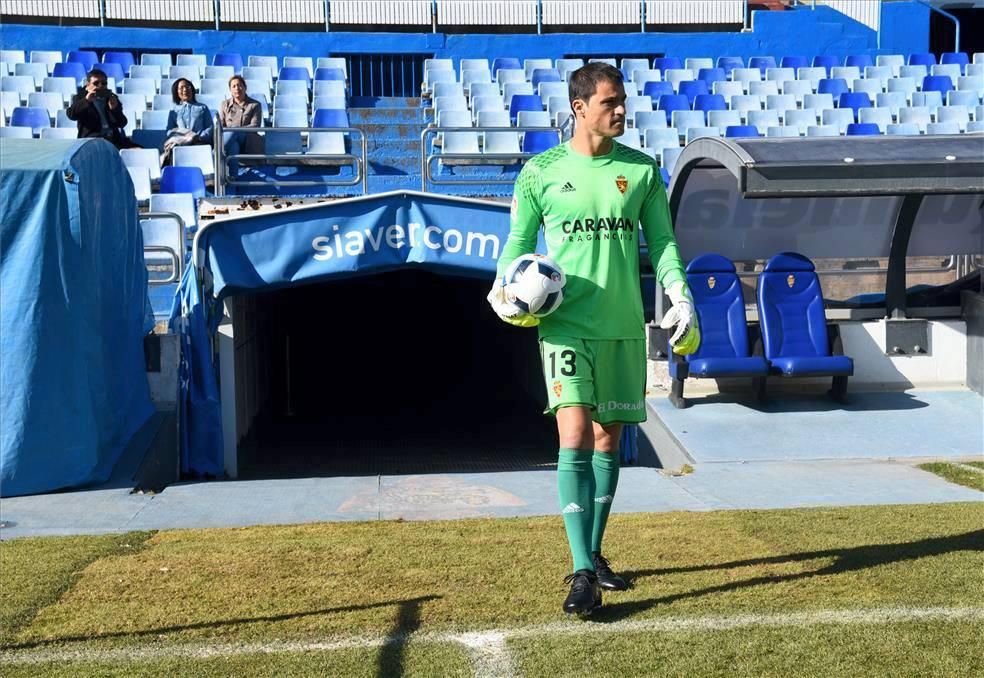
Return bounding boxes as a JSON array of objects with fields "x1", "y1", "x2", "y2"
[{"x1": 497, "y1": 140, "x2": 687, "y2": 340}]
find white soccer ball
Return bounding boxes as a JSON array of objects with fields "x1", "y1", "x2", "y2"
[{"x1": 504, "y1": 254, "x2": 566, "y2": 318}]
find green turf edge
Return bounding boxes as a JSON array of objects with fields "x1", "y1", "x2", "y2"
[
  {"x1": 508, "y1": 619, "x2": 984, "y2": 678},
  {"x1": 0, "y1": 640, "x2": 473, "y2": 678},
  {"x1": 963, "y1": 461, "x2": 984, "y2": 470},
  {"x1": 917, "y1": 462, "x2": 984, "y2": 492},
  {"x1": 0, "y1": 531, "x2": 155, "y2": 647}
]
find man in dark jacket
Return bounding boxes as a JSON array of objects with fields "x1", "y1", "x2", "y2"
[{"x1": 66, "y1": 68, "x2": 139, "y2": 149}]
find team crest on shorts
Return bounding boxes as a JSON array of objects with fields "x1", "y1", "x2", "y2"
[
  {"x1": 787, "y1": 274, "x2": 796, "y2": 288},
  {"x1": 615, "y1": 175, "x2": 627, "y2": 194},
  {"x1": 707, "y1": 275, "x2": 716, "y2": 289},
  {"x1": 553, "y1": 380, "x2": 563, "y2": 397}
]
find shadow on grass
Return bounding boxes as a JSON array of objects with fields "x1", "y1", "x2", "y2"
[
  {"x1": 594, "y1": 529, "x2": 984, "y2": 623},
  {"x1": 2, "y1": 595, "x2": 441, "y2": 652},
  {"x1": 376, "y1": 595, "x2": 425, "y2": 678}
]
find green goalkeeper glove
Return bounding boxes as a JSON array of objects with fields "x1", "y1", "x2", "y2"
[{"x1": 486, "y1": 277, "x2": 540, "y2": 328}]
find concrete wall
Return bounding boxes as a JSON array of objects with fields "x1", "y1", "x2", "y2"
[
  {"x1": 962, "y1": 291, "x2": 984, "y2": 395},
  {"x1": 0, "y1": 2, "x2": 929, "y2": 64}
]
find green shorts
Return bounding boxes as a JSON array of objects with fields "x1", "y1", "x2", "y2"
[{"x1": 539, "y1": 336, "x2": 647, "y2": 425}]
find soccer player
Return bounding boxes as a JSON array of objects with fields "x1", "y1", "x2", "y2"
[{"x1": 488, "y1": 63, "x2": 699, "y2": 616}]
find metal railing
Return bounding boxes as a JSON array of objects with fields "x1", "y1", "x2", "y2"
[
  {"x1": 913, "y1": 0, "x2": 960, "y2": 53},
  {"x1": 214, "y1": 120, "x2": 368, "y2": 196},
  {"x1": 140, "y1": 210, "x2": 185, "y2": 285},
  {"x1": 420, "y1": 125, "x2": 562, "y2": 191}
]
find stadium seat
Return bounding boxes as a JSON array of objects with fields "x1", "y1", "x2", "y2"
[
  {"x1": 491, "y1": 57, "x2": 521, "y2": 78},
  {"x1": 314, "y1": 80, "x2": 346, "y2": 98},
  {"x1": 0, "y1": 126, "x2": 32, "y2": 138},
  {"x1": 10, "y1": 106, "x2": 50, "y2": 135},
  {"x1": 887, "y1": 123, "x2": 920, "y2": 136},
  {"x1": 126, "y1": 166, "x2": 152, "y2": 202},
  {"x1": 899, "y1": 64, "x2": 928, "y2": 82},
  {"x1": 845, "y1": 54, "x2": 874, "y2": 70},
  {"x1": 838, "y1": 92, "x2": 872, "y2": 120},
  {"x1": 926, "y1": 120, "x2": 959, "y2": 135},
  {"x1": 780, "y1": 79, "x2": 812, "y2": 105},
  {"x1": 846, "y1": 122, "x2": 880, "y2": 136},
  {"x1": 803, "y1": 93, "x2": 834, "y2": 112},
  {"x1": 684, "y1": 57, "x2": 714, "y2": 73},
  {"x1": 516, "y1": 110, "x2": 550, "y2": 128},
  {"x1": 748, "y1": 56, "x2": 778, "y2": 74},
  {"x1": 685, "y1": 126, "x2": 719, "y2": 144},
  {"x1": 652, "y1": 57, "x2": 683, "y2": 73},
  {"x1": 783, "y1": 108, "x2": 818, "y2": 135},
  {"x1": 667, "y1": 253, "x2": 769, "y2": 408},
  {"x1": 121, "y1": 147, "x2": 163, "y2": 181},
  {"x1": 644, "y1": 128, "x2": 679, "y2": 154},
  {"x1": 315, "y1": 68, "x2": 345, "y2": 83},
  {"x1": 312, "y1": 108, "x2": 349, "y2": 128},
  {"x1": 102, "y1": 51, "x2": 135, "y2": 75},
  {"x1": 275, "y1": 79, "x2": 309, "y2": 99},
  {"x1": 29, "y1": 50, "x2": 62, "y2": 73},
  {"x1": 697, "y1": 67, "x2": 726, "y2": 86},
  {"x1": 712, "y1": 80, "x2": 743, "y2": 101},
  {"x1": 15, "y1": 62, "x2": 48, "y2": 89},
  {"x1": 908, "y1": 53, "x2": 936, "y2": 68},
  {"x1": 656, "y1": 94, "x2": 689, "y2": 124},
  {"x1": 797, "y1": 67, "x2": 828, "y2": 90},
  {"x1": 767, "y1": 125, "x2": 800, "y2": 137},
  {"x1": 756, "y1": 252, "x2": 853, "y2": 401},
  {"x1": 632, "y1": 69, "x2": 661, "y2": 87},
  {"x1": 967, "y1": 121, "x2": 984, "y2": 133},
  {"x1": 618, "y1": 126, "x2": 642, "y2": 149},
  {"x1": 821, "y1": 108, "x2": 854, "y2": 133},
  {"x1": 941, "y1": 52, "x2": 970, "y2": 72},
  {"x1": 524, "y1": 58, "x2": 553, "y2": 79},
  {"x1": 766, "y1": 67, "x2": 795, "y2": 83},
  {"x1": 922, "y1": 75, "x2": 953, "y2": 96},
  {"x1": 620, "y1": 58, "x2": 651, "y2": 80},
  {"x1": 936, "y1": 104, "x2": 970, "y2": 132},
  {"x1": 173, "y1": 145, "x2": 215, "y2": 178},
  {"x1": 483, "y1": 126, "x2": 521, "y2": 156},
  {"x1": 279, "y1": 67, "x2": 310, "y2": 86},
  {"x1": 642, "y1": 81, "x2": 674, "y2": 104},
  {"x1": 160, "y1": 165, "x2": 206, "y2": 198},
  {"x1": 899, "y1": 106, "x2": 932, "y2": 133},
  {"x1": 42, "y1": 76, "x2": 77, "y2": 103},
  {"x1": 716, "y1": 56, "x2": 744, "y2": 77},
  {"x1": 169, "y1": 65, "x2": 202, "y2": 82},
  {"x1": 438, "y1": 131, "x2": 480, "y2": 170},
  {"x1": 129, "y1": 65, "x2": 162, "y2": 84},
  {"x1": 508, "y1": 94, "x2": 542, "y2": 124},
  {"x1": 664, "y1": 69, "x2": 695, "y2": 92},
  {"x1": 0, "y1": 50, "x2": 25, "y2": 69},
  {"x1": 27, "y1": 92, "x2": 62, "y2": 119},
  {"x1": 967, "y1": 63, "x2": 984, "y2": 77},
  {"x1": 625, "y1": 95, "x2": 653, "y2": 125},
  {"x1": 123, "y1": 78, "x2": 158, "y2": 98},
  {"x1": 462, "y1": 69, "x2": 492, "y2": 96},
  {"x1": 765, "y1": 94, "x2": 796, "y2": 113},
  {"x1": 725, "y1": 124, "x2": 759, "y2": 138},
  {"x1": 634, "y1": 110, "x2": 668, "y2": 130},
  {"x1": 708, "y1": 109, "x2": 742, "y2": 130},
  {"x1": 468, "y1": 81, "x2": 498, "y2": 100},
  {"x1": 812, "y1": 55, "x2": 839, "y2": 77},
  {"x1": 39, "y1": 127, "x2": 77, "y2": 140},
  {"x1": 461, "y1": 59, "x2": 490, "y2": 78},
  {"x1": 858, "y1": 107, "x2": 892, "y2": 132},
  {"x1": 671, "y1": 110, "x2": 705, "y2": 134},
  {"x1": 876, "y1": 54, "x2": 905, "y2": 76},
  {"x1": 178, "y1": 54, "x2": 208, "y2": 73},
  {"x1": 199, "y1": 79, "x2": 227, "y2": 96},
  {"x1": 747, "y1": 110, "x2": 779, "y2": 131},
  {"x1": 931, "y1": 64, "x2": 961, "y2": 83},
  {"x1": 817, "y1": 78, "x2": 849, "y2": 99},
  {"x1": 876, "y1": 91, "x2": 908, "y2": 118},
  {"x1": 100, "y1": 62, "x2": 125, "y2": 87},
  {"x1": 49, "y1": 61, "x2": 86, "y2": 87},
  {"x1": 806, "y1": 124, "x2": 840, "y2": 137},
  {"x1": 477, "y1": 109, "x2": 510, "y2": 128},
  {"x1": 730, "y1": 94, "x2": 762, "y2": 119},
  {"x1": 851, "y1": 79, "x2": 882, "y2": 100},
  {"x1": 677, "y1": 80, "x2": 708, "y2": 106},
  {"x1": 521, "y1": 129, "x2": 559, "y2": 153},
  {"x1": 140, "y1": 110, "x2": 170, "y2": 131},
  {"x1": 780, "y1": 55, "x2": 809, "y2": 71},
  {"x1": 213, "y1": 53, "x2": 244, "y2": 72},
  {"x1": 530, "y1": 68, "x2": 561, "y2": 93},
  {"x1": 55, "y1": 109, "x2": 72, "y2": 128},
  {"x1": 748, "y1": 80, "x2": 779, "y2": 98},
  {"x1": 731, "y1": 68, "x2": 762, "y2": 91},
  {"x1": 864, "y1": 66, "x2": 893, "y2": 89},
  {"x1": 537, "y1": 81, "x2": 566, "y2": 107},
  {"x1": 150, "y1": 192, "x2": 198, "y2": 232},
  {"x1": 949, "y1": 89, "x2": 979, "y2": 108},
  {"x1": 556, "y1": 58, "x2": 584, "y2": 80},
  {"x1": 316, "y1": 57, "x2": 348, "y2": 81},
  {"x1": 141, "y1": 53, "x2": 172, "y2": 70}
]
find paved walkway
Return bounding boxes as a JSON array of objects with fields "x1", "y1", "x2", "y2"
[{"x1": 2, "y1": 390, "x2": 980, "y2": 540}]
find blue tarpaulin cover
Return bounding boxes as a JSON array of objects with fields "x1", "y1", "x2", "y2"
[{"x1": 1, "y1": 139, "x2": 154, "y2": 497}]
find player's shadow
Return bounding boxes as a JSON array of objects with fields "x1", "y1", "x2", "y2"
[{"x1": 592, "y1": 529, "x2": 984, "y2": 623}]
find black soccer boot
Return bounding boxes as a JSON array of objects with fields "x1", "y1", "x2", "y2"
[
  {"x1": 592, "y1": 552, "x2": 628, "y2": 591},
  {"x1": 562, "y1": 569, "x2": 602, "y2": 616}
]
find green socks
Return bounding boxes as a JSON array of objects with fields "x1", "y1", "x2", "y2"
[
  {"x1": 590, "y1": 451, "x2": 620, "y2": 554},
  {"x1": 557, "y1": 448, "x2": 596, "y2": 572}
]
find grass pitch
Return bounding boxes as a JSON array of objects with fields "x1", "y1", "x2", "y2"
[
  {"x1": 2, "y1": 502, "x2": 982, "y2": 677},
  {"x1": 918, "y1": 462, "x2": 984, "y2": 492}
]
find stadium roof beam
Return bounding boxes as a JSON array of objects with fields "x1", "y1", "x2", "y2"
[{"x1": 666, "y1": 135, "x2": 984, "y2": 319}]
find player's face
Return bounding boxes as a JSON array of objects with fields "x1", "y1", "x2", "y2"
[{"x1": 578, "y1": 79, "x2": 626, "y2": 138}]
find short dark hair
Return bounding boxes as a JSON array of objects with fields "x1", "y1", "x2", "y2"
[
  {"x1": 568, "y1": 63, "x2": 623, "y2": 104},
  {"x1": 86, "y1": 68, "x2": 108, "y2": 83},
  {"x1": 228, "y1": 74, "x2": 246, "y2": 90},
  {"x1": 171, "y1": 77, "x2": 198, "y2": 104}
]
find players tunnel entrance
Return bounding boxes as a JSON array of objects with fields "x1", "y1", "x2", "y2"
[{"x1": 229, "y1": 270, "x2": 558, "y2": 478}]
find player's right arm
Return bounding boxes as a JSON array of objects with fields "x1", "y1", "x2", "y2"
[
  {"x1": 496, "y1": 163, "x2": 544, "y2": 277},
  {"x1": 488, "y1": 163, "x2": 545, "y2": 327}
]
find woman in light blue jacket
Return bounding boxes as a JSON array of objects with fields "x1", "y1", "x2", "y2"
[{"x1": 162, "y1": 78, "x2": 213, "y2": 166}]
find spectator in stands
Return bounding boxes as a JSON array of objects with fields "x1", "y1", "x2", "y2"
[
  {"x1": 218, "y1": 75, "x2": 263, "y2": 161},
  {"x1": 162, "y1": 78, "x2": 213, "y2": 166},
  {"x1": 66, "y1": 68, "x2": 139, "y2": 149}
]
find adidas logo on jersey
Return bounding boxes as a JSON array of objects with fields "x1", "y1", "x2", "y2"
[
  {"x1": 594, "y1": 495, "x2": 613, "y2": 504},
  {"x1": 560, "y1": 182, "x2": 576, "y2": 193},
  {"x1": 562, "y1": 502, "x2": 585, "y2": 513}
]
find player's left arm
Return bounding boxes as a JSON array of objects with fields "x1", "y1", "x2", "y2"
[{"x1": 639, "y1": 168, "x2": 700, "y2": 354}]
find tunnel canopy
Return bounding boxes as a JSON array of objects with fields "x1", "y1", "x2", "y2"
[{"x1": 667, "y1": 135, "x2": 984, "y2": 318}]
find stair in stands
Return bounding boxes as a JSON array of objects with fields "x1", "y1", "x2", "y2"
[{"x1": 348, "y1": 96, "x2": 427, "y2": 191}]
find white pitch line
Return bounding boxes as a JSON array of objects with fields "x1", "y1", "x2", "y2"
[{"x1": 2, "y1": 606, "x2": 981, "y2": 668}]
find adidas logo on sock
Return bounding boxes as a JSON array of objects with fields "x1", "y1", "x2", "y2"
[
  {"x1": 594, "y1": 495, "x2": 613, "y2": 504},
  {"x1": 562, "y1": 502, "x2": 585, "y2": 513},
  {"x1": 560, "y1": 182, "x2": 576, "y2": 193}
]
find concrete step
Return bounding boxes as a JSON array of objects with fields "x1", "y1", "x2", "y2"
[
  {"x1": 351, "y1": 96, "x2": 421, "y2": 108},
  {"x1": 356, "y1": 122, "x2": 426, "y2": 140},
  {"x1": 364, "y1": 137, "x2": 421, "y2": 153},
  {"x1": 349, "y1": 107, "x2": 425, "y2": 124}
]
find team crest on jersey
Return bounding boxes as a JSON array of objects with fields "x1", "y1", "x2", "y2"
[
  {"x1": 787, "y1": 274, "x2": 796, "y2": 288},
  {"x1": 553, "y1": 380, "x2": 563, "y2": 397},
  {"x1": 615, "y1": 175, "x2": 628, "y2": 194},
  {"x1": 708, "y1": 276, "x2": 716, "y2": 289}
]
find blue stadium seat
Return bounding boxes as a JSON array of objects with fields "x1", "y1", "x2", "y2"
[
  {"x1": 491, "y1": 57, "x2": 521, "y2": 78},
  {"x1": 642, "y1": 81, "x2": 674, "y2": 104},
  {"x1": 838, "y1": 92, "x2": 872, "y2": 120},
  {"x1": 748, "y1": 56, "x2": 777, "y2": 74},
  {"x1": 213, "y1": 53, "x2": 244, "y2": 72},
  {"x1": 279, "y1": 66, "x2": 310, "y2": 85},
  {"x1": 817, "y1": 78, "x2": 849, "y2": 99},
  {"x1": 756, "y1": 252, "x2": 853, "y2": 401},
  {"x1": 312, "y1": 108, "x2": 349, "y2": 128},
  {"x1": 846, "y1": 122, "x2": 880, "y2": 136},
  {"x1": 102, "y1": 51, "x2": 135, "y2": 75},
  {"x1": 530, "y1": 68, "x2": 561, "y2": 93},
  {"x1": 656, "y1": 94, "x2": 689, "y2": 124},
  {"x1": 812, "y1": 55, "x2": 839, "y2": 76},
  {"x1": 693, "y1": 93, "x2": 727, "y2": 116},
  {"x1": 725, "y1": 125, "x2": 759, "y2": 138},
  {"x1": 908, "y1": 53, "x2": 936, "y2": 68},
  {"x1": 780, "y1": 55, "x2": 809, "y2": 70},
  {"x1": 315, "y1": 67, "x2": 345, "y2": 81},
  {"x1": 160, "y1": 165, "x2": 206, "y2": 199},
  {"x1": 696, "y1": 67, "x2": 725, "y2": 86},
  {"x1": 51, "y1": 61, "x2": 86, "y2": 86},
  {"x1": 67, "y1": 50, "x2": 98, "y2": 71},
  {"x1": 100, "y1": 62, "x2": 125, "y2": 85},
  {"x1": 677, "y1": 80, "x2": 708, "y2": 106},
  {"x1": 921, "y1": 75, "x2": 953, "y2": 96},
  {"x1": 10, "y1": 106, "x2": 50, "y2": 135},
  {"x1": 845, "y1": 54, "x2": 874, "y2": 70},
  {"x1": 667, "y1": 253, "x2": 769, "y2": 408},
  {"x1": 521, "y1": 130, "x2": 559, "y2": 153},
  {"x1": 652, "y1": 57, "x2": 682, "y2": 73},
  {"x1": 716, "y1": 56, "x2": 744, "y2": 77},
  {"x1": 940, "y1": 52, "x2": 969, "y2": 75},
  {"x1": 509, "y1": 94, "x2": 542, "y2": 124}
]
